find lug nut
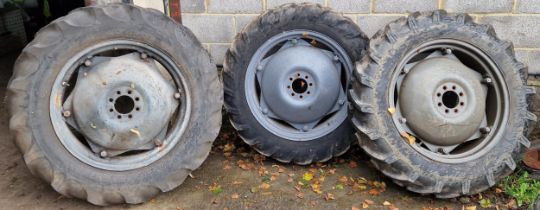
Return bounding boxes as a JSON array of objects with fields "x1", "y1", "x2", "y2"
[
  {"x1": 333, "y1": 55, "x2": 339, "y2": 62},
  {"x1": 338, "y1": 99, "x2": 346, "y2": 106},
  {"x1": 140, "y1": 53, "x2": 148, "y2": 59},
  {"x1": 399, "y1": 118, "x2": 407, "y2": 124},
  {"x1": 84, "y1": 59, "x2": 92, "y2": 67},
  {"x1": 291, "y1": 39, "x2": 298, "y2": 45},
  {"x1": 302, "y1": 125, "x2": 309, "y2": 132},
  {"x1": 262, "y1": 108, "x2": 268, "y2": 115},
  {"x1": 174, "y1": 92, "x2": 181, "y2": 99},
  {"x1": 480, "y1": 127, "x2": 491, "y2": 134},
  {"x1": 62, "y1": 110, "x2": 71, "y2": 117},
  {"x1": 99, "y1": 150, "x2": 107, "y2": 158},
  {"x1": 256, "y1": 65, "x2": 263, "y2": 71}
]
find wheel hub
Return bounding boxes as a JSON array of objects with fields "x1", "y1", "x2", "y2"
[
  {"x1": 67, "y1": 53, "x2": 178, "y2": 150},
  {"x1": 399, "y1": 57, "x2": 486, "y2": 146},
  {"x1": 259, "y1": 45, "x2": 342, "y2": 125}
]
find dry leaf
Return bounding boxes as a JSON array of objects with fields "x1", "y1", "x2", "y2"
[
  {"x1": 324, "y1": 193, "x2": 335, "y2": 201},
  {"x1": 464, "y1": 206, "x2": 476, "y2": 210},
  {"x1": 339, "y1": 176, "x2": 349, "y2": 183},
  {"x1": 259, "y1": 183, "x2": 271, "y2": 190},
  {"x1": 288, "y1": 177, "x2": 293, "y2": 183},
  {"x1": 362, "y1": 202, "x2": 369, "y2": 209},
  {"x1": 349, "y1": 161, "x2": 358, "y2": 168},
  {"x1": 296, "y1": 192, "x2": 304, "y2": 199},
  {"x1": 231, "y1": 193, "x2": 239, "y2": 199},
  {"x1": 364, "y1": 200, "x2": 375, "y2": 205},
  {"x1": 303, "y1": 173, "x2": 314, "y2": 181},
  {"x1": 223, "y1": 143, "x2": 235, "y2": 153},
  {"x1": 352, "y1": 206, "x2": 361, "y2": 210},
  {"x1": 383, "y1": 201, "x2": 392, "y2": 206},
  {"x1": 368, "y1": 189, "x2": 380, "y2": 196},
  {"x1": 388, "y1": 107, "x2": 396, "y2": 115}
]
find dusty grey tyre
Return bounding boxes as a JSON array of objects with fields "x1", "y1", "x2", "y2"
[
  {"x1": 351, "y1": 11, "x2": 536, "y2": 198},
  {"x1": 8, "y1": 4, "x2": 222, "y2": 205},
  {"x1": 223, "y1": 3, "x2": 368, "y2": 165}
]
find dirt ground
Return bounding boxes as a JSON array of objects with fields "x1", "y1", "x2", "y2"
[{"x1": 0, "y1": 52, "x2": 525, "y2": 210}]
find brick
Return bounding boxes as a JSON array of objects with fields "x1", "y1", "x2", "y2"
[
  {"x1": 181, "y1": 0, "x2": 205, "y2": 13},
  {"x1": 528, "y1": 51, "x2": 540, "y2": 74},
  {"x1": 208, "y1": 0, "x2": 262, "y2": 13},
  {"x1": 209, "y1": 44, "x2": 231, "y2": 65},
  {"x1": 267, "y1": 0, "x2": 325, "y2": 10},
  {"x1": 517, "y1": 0, "x2": 540, "y2": 13},
  {"x1": 374, "y1": 0, "x2": 438, "y2": 13},
  {"x1": 444, "y1": 0, "x2": 512, "y2": 13},
  {"x1": 182, "y1": 15, "x2": 235, "y2": 43},
  {"x1": 479, "y1": 16, "x2": 540, "y2": 48},
  {"x1": 357, "y1": 15, "x2": 405, "y2": 37},
  {"x1": 328, "y1": 0, "x2": 370, "y2": 13},
  {"x1": 235, "y1": 15, "x2": 258, "y2": 32}
]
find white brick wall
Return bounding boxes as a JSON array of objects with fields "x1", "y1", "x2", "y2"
[{"x1": 181, "y1": 0, "x2": 540, "y2": 74}]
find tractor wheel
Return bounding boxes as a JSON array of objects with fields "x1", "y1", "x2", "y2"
[
  {"x1": 223, "y1": 3, "x2": 368, "y2": 164},
  {"x1": 350, "y1": 11, "x2": 536, "y2": 198},
  {"x1": 8, "y1": 4, "x2": 222, "y2": 205}
]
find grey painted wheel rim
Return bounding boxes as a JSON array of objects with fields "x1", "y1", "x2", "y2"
[
  {"x1": 50, "y1": 40, "x2": 191, "y2": 171},
  {"x1": 245, "y1": 30, "x2": 352, "y2": 141},
  {"x1": 389, "y1": 39, "x2": 509, "y2": 163}
]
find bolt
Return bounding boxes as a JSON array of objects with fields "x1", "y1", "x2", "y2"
[
  {"x1": 62, "y1": 110, "x2": 71, "y2": 117},
  {"x1": 482, "y1": 77, "x2": 493, "y2": 84},
  {"x1": 140, "y1": 53, "x2": 148, "y2": 59},
  {"x1": 174, "y1": 92, "x2": 181, "y2": 99},
  {"x1": 262, "y1": 108, "x2": 268, "y2": 115},
  {"x1": 399, "y1": 117, "x2": 407, "y2": 124},
  {"x1": 338, "y1": 99, "x2": 346, "y2": 106},
  {"x1": 256, "y1": 65, "x2": 263, "y2": 71},
  {"x1": 291, "y1": 39, "x2": 298, "y2": 45},
  {"x1": 302, "y1": 125, "x2": 309, "y2": 132},
  {"x1": 83, "y1": 71, "x2": 88, "y2": 77},
  {"x1": 445, "y1": 48, "x2": 452, "y2": 55},
  {"x1": 155, "y1": 139, "x2": 163, "y2": 147},
  {"x1": 99, "y1": 150, "x2": 107, "y2": 158},
  {"x1": 61, "y1": 81, "x2": 70, "y2": 86},
  {"x1": 480, "y1": 127, "x2": 491, "y2": 134},
  {"x1": 333, "y1": 55, "x2": 339, "y2": 62},
  {"x1": 402, "y1": 68, "x2": 410, "y2": 74},
  {"x1": 84, "y1": 59, "x2": 92, "y2": 67}
]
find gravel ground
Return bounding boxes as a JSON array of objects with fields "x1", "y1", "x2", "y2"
[{"x1": 0, "y1": 52, "x2": 530, "y2": 210}]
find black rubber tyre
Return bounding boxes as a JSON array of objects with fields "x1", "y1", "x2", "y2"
[
  {"x1": 350, "y1": 11, "x2": 537, "y2": 198},
  {"x1": 8, "y1": 4, "x2": 222, "y2": 205},
  {"x1": 223, "y1": 3, "x2": 368, "y2": 165}
]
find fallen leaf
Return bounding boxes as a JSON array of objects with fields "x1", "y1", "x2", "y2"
[
  {"x1": 328, "y1": 168, "x2": 337, "y2": 174},
  {"x1": 232, "y1": 180, "x2": 243, "y2": 185},
  {"x1": 400, "y1": 131, "x2": 416, "y2": 144},
  {"x1": 464, "y1": 205, "x2": 476, "y2": 210},
  {"x1": 296, "y1": 192, "x2": 304, "y2": 199},
  {"x1": 362, "y1": 202, "x2": 369, "y2": 209},
  {"x1": 303, "y1": 173, "x2": 314, "y2": 181},
  {"x1": 383, "y1": 201, "x2": 391, "y2": 206},
  {"x1": 311, "y1": 183, "x2": 322, "y2": 194},
  {"x1": 288, "y1": 177, "x2": 293, "y2": 183},
  {"x1": 209, "y1": 183, "x2": 223, "y2": 194},
  {"x1": 223, "y1": 143, "x2": 235, "y2": 153},
  {"x1": 349, "y1": 161, "x2": 358, "y2": 168},
  {"x1": 352, "y1": 206, "x2": 360, "y2": 210},
  {"x1": 369, "y1": 189, "x2": 380, "y2": 196},
  {"x1": 324, "y1": 193, "x2": 335, "y2": 201},
  {"x1": 231, "y1": 193, "x2": 239, "y2": 199},
  {"x1": 388, "y1": 107, "x2": 396, "y2": 115},
  {"x1": 339, "y1": 176, "x2": 349, "y2": 184},
  {"x1": 259, "y1": 183, "x2": 271, "y2": 190},
  {"x1": 364, "y1": 200, "x2": 375, "y2": 205}
]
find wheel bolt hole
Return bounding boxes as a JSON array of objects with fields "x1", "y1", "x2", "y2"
[
  {"x1": 136, "y1": 107, "x2": 140, "y2": 111},
  {"x1": 114, "y1": 95, "x2": 135, "y2": 114},
  {"x1": 109, "y1": 98, "x2": 113, "y2": 102},
  {"x1": 454, "y1": 109, "x2": 459, "y2": 113},
  {"x1": 299, "y1": 95, "x2": 303, "y2": 99},
  {"x1": 117, "y1": 91, "x2": 121, "y2": 95},
  {"x1": 297, "y1": 73, "x2": 300, "y2": 77},
  {"x1": 128, "y1": 114, "x2": 133, "y2": 118},
  {"x1": 305, "y1": 76, "x2": 309, "y2": 79},
  {"x1": 445, "y1": 109, "x2": 449, "y2": 113},
  {"x1": 309, "y1": 83, "x2": 313, "y2": 86},
  {"x1": 452, "y1": 85, "x2": 456, "y2": 90},
  {"x1": 307, "y1": 91, "x2": 310, "y2": 94},
  {"x1": 291, "y1": 93, "x2": 295, "y2": 96},
  {"x1": 128, "y1": 90, "x2": 132, "y2": 94},
  {"x1": 443, "y1": 86, "x2": 447, "y2": 90},
  {"x1": 135, "y1": 97, "x2": 140, "y2": 101},
  {"x1": 289, "y1": 78, "x2": 293, "y2": 81},
  {"x1": 117, "y1": 115, "x2": 122, "y2": 119},
  {"x1": 459, "y1": 92, "x2": 464, "y2": 96},
  {"x1": 442, "y1": 91, "x2": 459, "y2": 109},
  {"x1": 109, "y1": 109, "x2": 113, "y2": 112},
  {"x1": 291, "y1": 78, "x2": 308, "y2": 94},
  {"x1": 287, "y1": 85, "x2": 291, "y2": 89},
  {"x1": 437, "y1": 93, "x2": 441, "y2": 97},
  {"x1": 438, "y1": 102, "x2": 442, "y2": 107}
]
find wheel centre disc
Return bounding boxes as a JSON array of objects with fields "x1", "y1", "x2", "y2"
[
  {"x1": 70, "y1": 53, "x2": 178, "y2": 150},
  {"x1": 399, "y1": 57, "x2": 487, "y2": 146},
  {"x1": 260, "y1": 45, "x2": 341, "y2": 124}
]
